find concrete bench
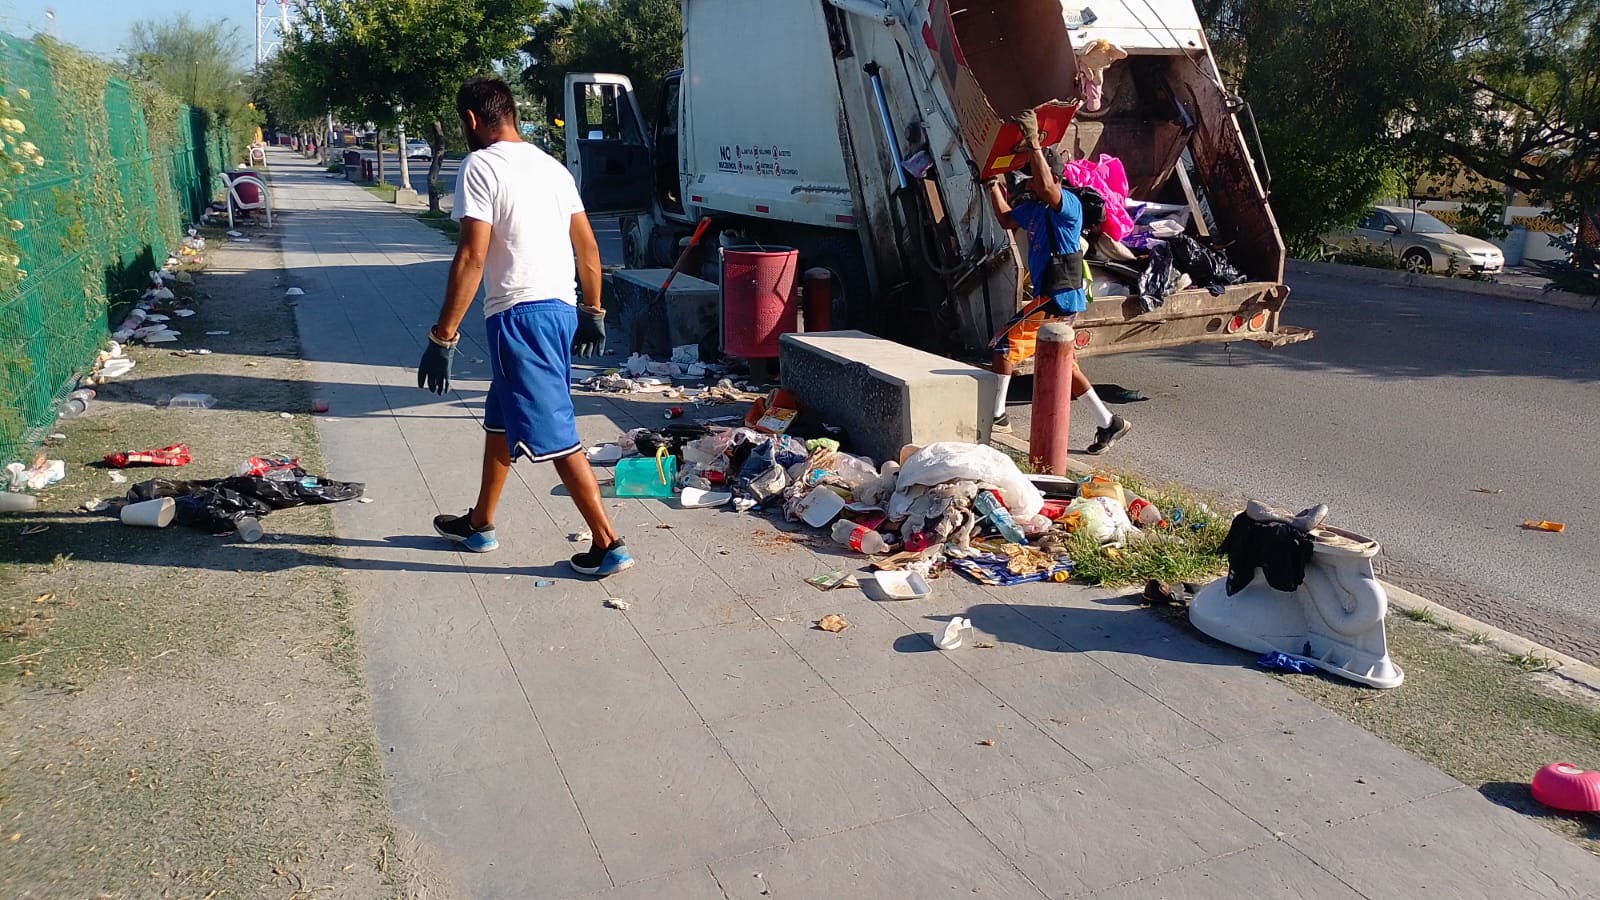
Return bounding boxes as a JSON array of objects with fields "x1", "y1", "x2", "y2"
[
  {"x1": 607, "y1": 268, "x2": 720, "y2": 358},
  {"x1": 779, "y1": 331, "x2": 998, "y2": 464}
]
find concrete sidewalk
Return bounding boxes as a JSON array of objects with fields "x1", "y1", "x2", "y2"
[{"x1": 266, "y1": 150, "x2": 1597, "y2": 899}]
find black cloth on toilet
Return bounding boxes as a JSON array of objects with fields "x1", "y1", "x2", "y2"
[{"x1": 1219, "y1": 512, "x2": 1315, "y2": 595}]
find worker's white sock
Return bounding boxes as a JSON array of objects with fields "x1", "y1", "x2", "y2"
[
  {"x1": 1079, "y1": 388, "x2": 1114, "y2": 429},
  {"x1": 994, "y1": 374, "x2": 1012, "y2": 418}
]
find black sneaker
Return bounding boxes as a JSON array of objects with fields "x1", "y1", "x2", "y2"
[
  {"x1": 570, "y1": 538, "x2": 635, "y2": 578},
  {"x1": 992, "y1": 413, "x2": 1013, "y2": 434},
  {"x1": 1086, "y1": 415, "x2": 1131, "y2": 456},
  {"x1": 433, "y1": 510, "x2": 499, "y2": 552}
]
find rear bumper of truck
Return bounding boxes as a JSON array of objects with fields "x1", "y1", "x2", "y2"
[{"x1": 1063, "y1": 281, "x2": 1313, "y2": 359}]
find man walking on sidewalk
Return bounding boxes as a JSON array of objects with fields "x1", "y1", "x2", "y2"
[
  {"x1": 986, "y1": 113, "x2": 1130, "y2": 456},
  {"x1": 417, "y1": 77, "x2": 632, "y2": 577}
]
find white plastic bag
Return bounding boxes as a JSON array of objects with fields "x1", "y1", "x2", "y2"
[
  {"x1": 890, "y1": 442, "x2": 1044, "y2": 521},
  {"x1": 1066, "y1": 495, "x2": 1137, "y2": 544}
]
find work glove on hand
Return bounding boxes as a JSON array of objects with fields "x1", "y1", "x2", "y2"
[
  {"x1": 1014, "y1": 109, "x2": 1041, "y2": 149},
  {"x1": 572, "y1": 305, "x2": 607, "y2": 358},
  {"x1": 418, "y1": 328, "x2": 457, "y2": 395}
]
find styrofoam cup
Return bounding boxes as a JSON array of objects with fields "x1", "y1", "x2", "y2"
[{"x1": 121, "y1": 497, "x2": 175, "y2": 528}]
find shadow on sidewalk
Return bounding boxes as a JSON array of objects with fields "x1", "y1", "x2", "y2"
[{"x1": 1478, "y1": 782, "x2": 1600, "y2": 843}]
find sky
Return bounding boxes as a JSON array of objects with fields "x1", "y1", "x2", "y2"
[{"x1": 0, "y1": 0, "x2": 262, "y2": 64}]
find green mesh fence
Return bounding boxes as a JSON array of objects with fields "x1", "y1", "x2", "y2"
[{"x1": 0, "y1": 34, "x2": 227, "y2": 461}]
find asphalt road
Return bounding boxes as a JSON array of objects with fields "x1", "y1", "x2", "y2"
[
  {"x1": 1007, "y1": 272, "x2": 1600, "y2": 663},
  {"x1": 369, "y1": 149, "x2": 461, "y2": 201}
]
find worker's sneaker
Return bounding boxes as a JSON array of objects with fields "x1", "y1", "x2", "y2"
[
  {"x1": 991, "y1": 413, "x2": 1013, "y2": 434},
  {"x1": 1086, "y1": 415, "x2": 1131, "y2": 455},
  {"x1": 433, "y1": 510, "x2": 499, "y2": 552},
  {"x1": 570, "y1": 539, "x2": 635, "y2": 578}
]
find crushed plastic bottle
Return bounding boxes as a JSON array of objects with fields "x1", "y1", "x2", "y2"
[
  {"x1": 165, "y1": 393, "x2": 217, "y2": 410},
  {"x1": 974, "y1": 490, "x2": 1026, "y2": 543},
  {"x1": 832, "y1": 520, "x2": 888, "y2": 555}
]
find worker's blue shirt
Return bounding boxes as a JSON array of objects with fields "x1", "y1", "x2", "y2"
[{"x1": 1012, "y1": 191, "x2": 1088, "y2": 315}]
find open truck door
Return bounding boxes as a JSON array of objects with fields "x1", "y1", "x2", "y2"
[{"x1": 563, "y1": 73, "x2": 652, "y2": 214}]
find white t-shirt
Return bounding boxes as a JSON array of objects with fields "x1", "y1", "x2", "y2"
[{"x1": 451, "y1": 141, "x2": 585, "y2": 316}]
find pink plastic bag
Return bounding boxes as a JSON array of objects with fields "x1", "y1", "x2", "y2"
[{"x1": 1063, "y1": 155, "x2": 1134, "y2": 241}]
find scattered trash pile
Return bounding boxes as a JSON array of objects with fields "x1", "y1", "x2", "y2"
[
  {"x1": 93, "y1": 455, "x2": 364, "y2": 542},
  {"x1": 590, "y1": 394, "x2": 1218, "y2": 602},
  {"x1": 576, "y1": 344, "x2": 760, "y2": 402}
]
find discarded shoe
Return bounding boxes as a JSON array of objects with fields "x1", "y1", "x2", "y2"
[{"x1": 1244, "y1": 499, "x2": 1329, "y2": 533}]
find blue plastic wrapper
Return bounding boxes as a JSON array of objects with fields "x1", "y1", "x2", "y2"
[{"x1": 1256, "y1": 651, "x2": 1317, "y2": 675}]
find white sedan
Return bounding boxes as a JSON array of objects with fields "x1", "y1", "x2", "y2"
[
  {"x1": 405, "y1": 140, "x2": 433, "y2": 161},
  {"x1": 1326, "y1": 206, "x2": 1506, "y2": 275}
]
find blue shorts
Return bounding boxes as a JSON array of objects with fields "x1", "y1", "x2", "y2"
[{"x1": 483, "y1": 300, "x2": 582, "y2": 463}]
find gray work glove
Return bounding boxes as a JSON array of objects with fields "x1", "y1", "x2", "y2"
[
  {"x1": 572, "y1": 304, "x2": 607, "y2": 358},
  {"x1": 1015, "y1": 109, "x2": 1041, "y2": 148},
  {"x1": 418, "y1": 328, "x2": 456, "y2": 394}
]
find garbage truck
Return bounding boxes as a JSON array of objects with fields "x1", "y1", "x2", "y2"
[{"x1": 561, "y1": 0, "x2": 1313, "y2": 365}]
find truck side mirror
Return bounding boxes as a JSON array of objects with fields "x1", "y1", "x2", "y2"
[{"x1": 1383, "y1": 224, "x2": 1399, "y2": 234}]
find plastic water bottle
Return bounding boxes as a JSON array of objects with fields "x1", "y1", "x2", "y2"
[
  {"x1": 832, "y1": 520, "x2": 888, "y2": 555},
  {"x1": 236, "y1": 516, "x2": 264, "y2": 543},
  {"x1": 974, "y1": 490, "x2": 1026, "y2": 543}
]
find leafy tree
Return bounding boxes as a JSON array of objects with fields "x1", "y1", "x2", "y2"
[
  {"x1": 123, "y1": 15, "x2": 261, "y2": 163},
  {"x1": 1201, "y1": 0, "x2": 1598, "y2": 255},
  {"x1": 287, "y1": 0, "x2": 540, "y2": 212},
  {"x1": 252, "y1": 53, "x2": 327, "y2": 151},
  {"x1": 521, "y1": 0, "x2": 682, "y2": 130}
]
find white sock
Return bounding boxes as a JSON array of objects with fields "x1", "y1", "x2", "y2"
[
  {"x1": 1080, "y1": 388, "x2": 1114, "y2": 429},
  {"x1": 994, "y1": 374, "x2": 1012, "y2": 418}
]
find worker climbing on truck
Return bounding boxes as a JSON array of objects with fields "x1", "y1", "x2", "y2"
[{"x1": 986, "y1": 111, "x2": 1131, "y2": 455}]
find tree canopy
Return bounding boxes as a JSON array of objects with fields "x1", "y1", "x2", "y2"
[
  {"x1": 284, "y1": 0, "x2": 540, "y2": 209},
  {"x1": 1201, "y1": 0, "x2": 1599, "y2": 251},
  {"x1": 122, "y1": 15, "x2": 260, "y2": 159},
  {"x1": 520, "y1": 0, "x2": 682, "y2": 129}
]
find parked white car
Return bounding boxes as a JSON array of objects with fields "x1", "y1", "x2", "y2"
[
  {"x1": 1326, "y1": 206, "x2": 1505, "y2": 275},
  {"x1": 404, "y1": 140, "x2": 432, "y2": 160}
]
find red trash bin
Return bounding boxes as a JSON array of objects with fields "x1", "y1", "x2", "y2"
[{"x1": 721, "y1": 246, "x2": 799, "y2": 359}]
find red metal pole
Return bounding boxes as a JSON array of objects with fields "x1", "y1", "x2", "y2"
[
  {"x1": 1030, "y1": 322, "x2": 1075, "y2": 475},
  {"x1": 802, "y1": 268, "x2": 832, "y2": 332}
]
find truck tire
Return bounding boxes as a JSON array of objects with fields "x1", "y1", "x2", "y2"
[{"x1": 799, "y1": 236, "x2": 875, "y2": 334}]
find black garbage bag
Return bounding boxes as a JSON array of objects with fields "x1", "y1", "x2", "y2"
[
  {"x1": 127, "y1": 468, "x2": 365, "y2": 533},
  {"x1": 1137, "y1": 241, "x2": 1178, "y2": 312},
  {"x1": 1169, "y1": 236, "x2": 1248, "y2": 292},
  {"x1": 634, "y1": 422, "x2": 712, "y2": 460}
]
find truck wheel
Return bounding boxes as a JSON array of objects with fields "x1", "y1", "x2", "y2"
[
  {"x1": 800, "y1": 236, "x2": 875, "y2": 333},
  {"x1": 1401, "y1": 249, "x2": 1432, "y2": 274}
]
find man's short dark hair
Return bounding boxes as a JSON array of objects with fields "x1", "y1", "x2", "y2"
[{"x1": 457, "y1": 77, "x2": 517, "y2": 127}]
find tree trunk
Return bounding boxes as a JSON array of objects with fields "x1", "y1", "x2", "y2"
[{"x1": 427, "y1": 120, "x2": 447, "y2": 214}]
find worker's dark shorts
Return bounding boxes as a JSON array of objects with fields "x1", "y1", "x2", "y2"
[{"x1": 483, "y1": 300, "x2": 583, "y2": 463}]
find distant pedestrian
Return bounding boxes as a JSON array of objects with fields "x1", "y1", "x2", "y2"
[
  {"x1": 417, "y1": 77, "x2": 631, "y2": 577},
  {"x1": 986, "y1": 113, "x2": 1129, "y2": 455}
]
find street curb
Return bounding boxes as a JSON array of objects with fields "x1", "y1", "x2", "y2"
[
  {"x1": 1379, "y1": 583, "x2": 1600, "y2": 697},
  {"x1": 1287, "y1": 259, "x2": 1599, "y2": 313},
  {"x1": 989, "y1": 430, "x2": 1600, "y2": 698}
]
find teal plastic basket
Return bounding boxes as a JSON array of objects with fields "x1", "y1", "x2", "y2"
[{"x1": 615, "y1": 448, "x2": 678, "y2": 499}]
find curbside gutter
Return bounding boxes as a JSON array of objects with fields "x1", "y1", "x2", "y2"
[
  {"x1": 1286, "y1": 259, "x2": 1599, "y2": 313},
  {"x1": 989, "y1": 430, "x2": 1600, "y2": 698}
]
